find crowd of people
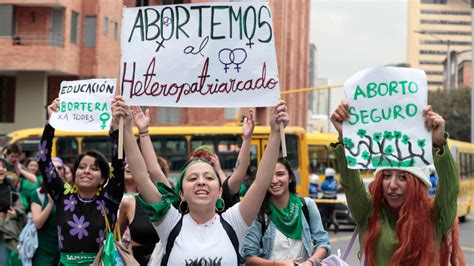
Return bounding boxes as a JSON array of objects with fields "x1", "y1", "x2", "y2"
[{"x1": 0, "y1": 95, "x2": 465, "y2": 265}]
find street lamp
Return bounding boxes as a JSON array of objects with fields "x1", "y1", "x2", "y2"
[{"x1": 414, "y1": 30, "x2": 451, "y2": 91}]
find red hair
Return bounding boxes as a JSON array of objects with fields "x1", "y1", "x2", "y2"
[{"x1": 363, "y1": 171, "x2": 465, "y2": 266}]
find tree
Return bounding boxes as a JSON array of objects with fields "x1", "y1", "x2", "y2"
[{"x1": 428, "y1": 88, "x2": 472, "y2": 141}]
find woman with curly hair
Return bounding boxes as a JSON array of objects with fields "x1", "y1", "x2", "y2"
[{"x1": 330, "y1": 100, "x2": 464, "y2": 266}]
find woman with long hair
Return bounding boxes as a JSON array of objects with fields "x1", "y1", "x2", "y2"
[
  {"x1": 120, "y1": 96, "x2": 289, "y2": 265},
  {"x1": 242, "y1": 157, "x2": 330, "y2": 265},
  {"x1": 37, "y1": 97, "x2": 125, "y2": 265},
  {"x1": 330, "y1": 100, "x2": 465, "y2": 266}
]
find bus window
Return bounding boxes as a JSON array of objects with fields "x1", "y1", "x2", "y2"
[
  {"x1": 191, "y1": 135, "x2": 242, "y2": 172},
  {"x1": 150, "y1": 136, "x2": 187, "y2": 173},
  {"x1": 250, "y1": 144, "x2": 258, "y2": 168},
  {"x1": 308, "y1": 144, "x2": 330, "y2": 175},
  {"x1": 15, "y1": 137, "x2": 41, "y2": 160},
  {"x1": 56, "y1": 137, "x2": 79, "y2": 164},
  {"x1": 82, "y1": 136, "x2": 112, "y2": 160},
  {"x1": 286, "y1": 135, "x2": 299, "y2": 169}
]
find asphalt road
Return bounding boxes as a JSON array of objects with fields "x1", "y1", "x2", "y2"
[{"x1": 327, "y1": 215, "x2": 474, "y2": 265}]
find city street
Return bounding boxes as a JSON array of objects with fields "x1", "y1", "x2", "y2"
[{"x1": 328, "y1": 215, "x2": 474, "y2": 264}]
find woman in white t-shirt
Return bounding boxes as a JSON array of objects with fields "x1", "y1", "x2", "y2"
[{"x1": 118, "y1": 96, "x2": 289, "y2": 265}]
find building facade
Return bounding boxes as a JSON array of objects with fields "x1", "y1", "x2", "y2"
[
  {"x1": 442, "y1": 49, "x2": 471, "y2": 90},
  {"x1": 407, "y1": 0, "x2": 471, "y2": 90},
  {"x1": 0, "y1": 0, "x2": 311, "y2": 133}
]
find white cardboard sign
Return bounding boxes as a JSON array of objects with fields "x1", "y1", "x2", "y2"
[{"x1": 342, "y1": 67, "x2": 433, "y2": 169}]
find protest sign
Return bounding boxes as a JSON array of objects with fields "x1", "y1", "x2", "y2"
[
  {"x1": 342, "y1": 67, "x2": 433, "y2": 169},
  {"x1": 50, "y1": 79, "x2": 116, "y2": 132},
  {"x1": 120, "y1": 2, "x2": 280, "y2": 107}
]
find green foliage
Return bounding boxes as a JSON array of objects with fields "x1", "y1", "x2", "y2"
[{"x1": 428, "y1": 88, "x2": 471, "y2": 141}]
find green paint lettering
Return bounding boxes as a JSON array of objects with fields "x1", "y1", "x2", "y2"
[
  {"x1": 399, "y1": 80, "x2": 408, "y2": 94},
  {"x1": 406, "y1": 103, "x2": 417, "y2": 117},
  {"x1": 128, "y1": 9, "x2": 145, "y2": 42},
  {"x1": 393, "y1": 105, "x2": 405, "y2": 119},
  {"x1": 257, "y1": 6, "x2": 272, "y2": 43},
  {"x1": 388, "y1": 81, "x2": 398, "y2": 96},
  {"x1": 382, "y1": 107, "x2": 392, "y2": 120},
  {"x1": 190, "y1": 6, "x2": 211, "y2": 37},
  {"x1": 243, "y1": 6, "x2": 257, "y2": 41},
  {"x1": 229, "y1": 6, "x2": 242, "y2": 39},
  {"x1": 211, "y1": 6, "x2": 227, "y2": 40},
  {"x1": 348, "y1": 106, "x2": 359, "y2": 125},
  {"x1": 360, "y1": 110, "x2": 369, "y2": 124},
  {"x1": 144, "y1": 8, "x2": 160, "y2": 41},
  {"x1": 367, "y1": 82, "x2": 377, "y2": 98},
  {"x1": 370, "y1": 108, "x2": 382, "y2": 122},
  {"x1": 378, "y1": 82, "x2": 388, "y2": 96},
  {"x1": 160, "y1": 7, "x2": 174, "y2": 41},
  {"x1": 354, "y1": 85, "x2": 366, "y2": 100},
  {"x1": 408, "y1": 81, "x2": 418, "y2": 93},
  {"x1": 175, "y1": 5, "x2": 190, "y2": 39}
]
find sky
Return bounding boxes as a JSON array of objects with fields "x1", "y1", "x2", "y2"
[{"x1": 311, "y1": 0, "x2": 408, "y2": 84}]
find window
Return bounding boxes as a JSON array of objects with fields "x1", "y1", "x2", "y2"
[
  {"x1": 157, "y1": 107, "x2": 181, "y2": 124},
  {"x1": 82, "y1": 136, "x2": 111, "y2": 160},
  {"x1": 420, "y1": 50, "x2": 448, "y2": 55},
  {"x1": 190, "y1": 135, "x2": 243, "y2": 173},
  {"x1": 420, "y1": 60, "x2": 442, "y2": 65},
  {"x1": 150, "y1": 136, "x2": 187, "y2": 172},
  {"x1": 421, "y1": 9, "x2": 470, "y2": 16},
  {"x1": 224, "y1": 108, "x2": 238, "y2": 120},
  {"x1": 84, "y1": 16, "x2": 97, "y2": 48},
  {"x1": 113, "y1": 21, "x2": 118, "y2": 40},
  {"x1": 70, "y1": 11, "x2": 79, "y2": 44},
  {"x1": 421, "y1": 0, "x2": 447, "y2": 4},
  {"x1": 56, "y1": 137, "x2": 79, "y2": 164},
  {"x1": 421, "y1": 19, "x2": 470, "y2": 26},
  {"x1": 420, "y1": 30, "x2": 471, "y2": 36},
  {"x1": 0, "y1": 76, "x2": 15, "y2": 123},
  {"x1": 0, "y1": 5, "x2": 13, "y2": 37},
  {"x1": 103, "y1": 16, "x2": 108, "y2": 36},
  {"x1": 427, "y1": 81, "x2": 443, "y2": 85},
  {"x1": 421, "y1": 40, "x2": 471, "y2": 46},
  {"x1": 425, "y1": 71, "x2": 443, "y2": 75}
]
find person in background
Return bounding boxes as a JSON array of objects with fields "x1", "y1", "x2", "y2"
[
  {"x1": 64, "y1": 163, "x2": 74, "y2": 185},
  {"x1": 30, "y1": 175, "x2": 60, "y2": 265},
  {"x1": 330, "y1": 101, "x2": 464, "y2": 265},
  {"x1": 239, "y1": 165, "x2": 257, "y2": 198},
  {"x1": 309, "y1": 171, "x2": 319, "y2": 199},
  {"x1": 3, "y1": 144, "x2": 38, "y2": 189},
  {"x1": 38, "y1": 97, "x2": 125, "y2": 265},
  {"x1": 20, "y1": 158, "x2": 42, "y2": 211},
  {"x1": 242, "y1": 158, "x2": 330, "y2": 265},
  {"x1": 320, "y1": 168, "x2": 339, "y2": 232}
]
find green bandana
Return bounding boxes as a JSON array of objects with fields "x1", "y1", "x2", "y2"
[
  {"x1": 137, "y1": 159, "x2": 222, "y2": 222},
  {"x1": 269, "y1": 193, "x2": 303, "y2": 239},
  {"x1": 60, "y1": 252, "x2": 97, "y2": 265}
]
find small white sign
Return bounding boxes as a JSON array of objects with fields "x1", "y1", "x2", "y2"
[
  {"x1": 50, "y1": 79, "x2": 116, "y2": 132},
  {"x1": 342, "y1": 67, "x2": 433, "y2": 169}
]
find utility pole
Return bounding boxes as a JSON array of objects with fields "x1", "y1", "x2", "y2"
[{"x1": 447, "y1": 39, "x2": 451, "y2": 91}]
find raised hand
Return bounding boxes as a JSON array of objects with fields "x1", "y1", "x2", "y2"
[
  {"x1": 242, "y1": 110, "x2": 255, "y2": 140},
  {"x1": 131, "y1": 106, "x2": 150, "y2": 132},
  {"x1": 422, "y1": 105, "x2": 446, "y2": 148},
  {"x1": 111, "y1": 95, "x2": 131, "y2": 129},
  {"x1": 330, "y1": 100, "x2": 350, "y2": 139},
  {"x1": 270, "y1": 100, "x2": 289, "y2": 133},
  {"x1": 47, "y1": 98, "x2": 60, "y2": 122}
]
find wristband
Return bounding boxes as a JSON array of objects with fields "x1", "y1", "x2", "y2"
[
  {"x1": 139, "y1": 129, "x2": 149, "y2": 135},
  {"x1": 306, "y1": 259, "x2": 316, "y2": 266}
]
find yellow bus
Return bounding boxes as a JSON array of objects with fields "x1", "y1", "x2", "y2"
[
  {"x1": 4, "y1": 126, "x2": 310, "y2": 196},
  {"x1": 307, "y1": 131, "x2": 474, "y2": 221}
]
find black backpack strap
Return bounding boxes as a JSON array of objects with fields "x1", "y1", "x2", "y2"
[
  {"x1": 161, "y1": 215, "x2": 184, "y2": 266},
  {"x1": 220, "y1": 216, "x2": 245, "y2": 264},
  {"x1": 300, "y1": 197, "x2": 310, "y2": 225},
  {"x1": 258, "y1": 212, "x2": 267, "y2": 247}
]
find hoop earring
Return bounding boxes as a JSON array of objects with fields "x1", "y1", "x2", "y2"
[
  {"x1": 96, "y1": 185, "x2": 103, "y2": 196},
  {"x1": 216, "y1": 197, "x2": 225, "y2": 212},
  {"x1": 179, "y1": 200, "x2": 189, "y2": 214}
]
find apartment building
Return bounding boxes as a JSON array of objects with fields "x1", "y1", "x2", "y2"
[
  {"x1": 407, "y1": 0, "x2": 471, "y2": 90},
  {"x1": 0, "y1": 0, "x2": 311, "y2": 133}
]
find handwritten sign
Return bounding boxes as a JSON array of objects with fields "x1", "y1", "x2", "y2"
[
  {"x1": 120, "y1": 2, "x2": 280, "y2": 107},
  {"x1": 342, "y1": 67, "x2": 433, "y2": 169},
  {"x1": 50, "y1": 79, "x2": 116, "y2": 132}
]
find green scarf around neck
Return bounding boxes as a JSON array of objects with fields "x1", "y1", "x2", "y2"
[{"x1": 269, "y1": 193, "x2": 303, "y2": 239}]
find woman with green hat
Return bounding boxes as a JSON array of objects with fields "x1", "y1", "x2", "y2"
[{"x1": 122, "y1": 96, "x2": 289, "y2": 265}]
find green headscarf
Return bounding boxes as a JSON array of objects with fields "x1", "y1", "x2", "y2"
[
  {"x1": 269, "y1": 193, "x2": 303, "y2": 239},
  {"x1": 137, "y1": 159, "x2": 223, "y2": 222}
]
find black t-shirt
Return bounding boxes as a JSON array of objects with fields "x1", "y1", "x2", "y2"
[{"x1": 0, "y1": 181, "x2": 12, "y2": 212}]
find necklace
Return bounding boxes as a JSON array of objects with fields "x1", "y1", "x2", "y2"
[{"x1": 77, "y1": 193, "x2": 97, "y2": 203}]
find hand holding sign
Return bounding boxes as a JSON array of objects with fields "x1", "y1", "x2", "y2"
[{"x1": 423, "y1": 105, "x2": 446, "y2": 149}]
